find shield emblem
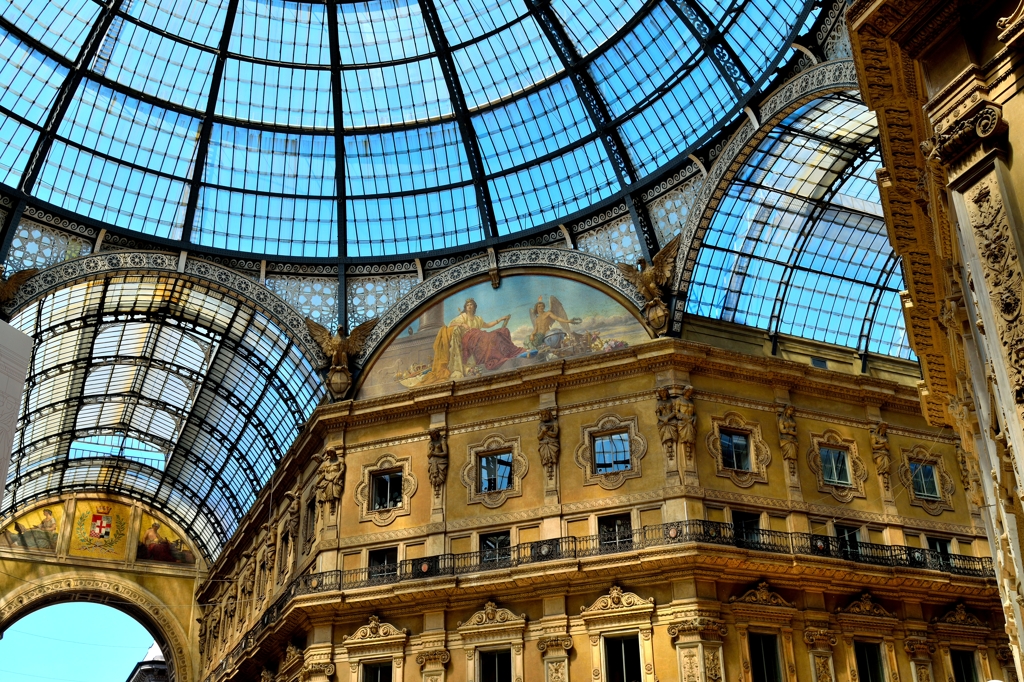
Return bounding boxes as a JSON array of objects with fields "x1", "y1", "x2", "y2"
[{"x1": 90, "y1": 514, "x2": 112, "y2": 539}]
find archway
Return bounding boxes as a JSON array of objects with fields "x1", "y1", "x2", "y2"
[
  {"x1": 0, "y1": 601, "x2": 158, "y2": 681},
  {"x1": 0, "y1": 571, "x2": 197, "y2": 682}
]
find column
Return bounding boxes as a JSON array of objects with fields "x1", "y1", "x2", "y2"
[{"x1": 668, "y1": 617, "x2": 727, "y2": 682}]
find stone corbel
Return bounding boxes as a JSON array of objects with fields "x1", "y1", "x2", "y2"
[
  {"x1": 999, "y1": 0, "x2": 1024, "y2": 48},
  {"x1": 927, "y1": 99, "x2": 1007, "y2": 169}
]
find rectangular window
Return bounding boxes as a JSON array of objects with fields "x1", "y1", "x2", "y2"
[
  {"x1": 820, "y1": 447, "x2": 851, "y2": 485},
  {"x1": 371, "y1": 471, "x2": 403, "y2": 510},
  {"x1": 835, "y1": 524, "x2": 860, "y2": 558},
  {"x1": 604, "y1": 635, "x2": 642, "y2": 682},
  {"x1": 479, "y1": 649, "x2": 512, "y2": 682},
  {"x1": 811, "y1": 356, "x2": 828, "y2": 369},
  {"x1": 720, "y1": 431, "x2": 751, "y2": 470},
  {"x1": 928, "y1": 537, "x2": 951, "y2": 555},
  {"x1": 949, "y1": 650, "x2": 977, "y2": 682},
  {"x1": 748, "y1": 633, "x2": 782, "y2": 682},
  {"x1": 909, "y1": 461, "x2": 940, "y2": 498},
  {"x1": 732, "y1": 510, "x2": 760, "y2": 546},
  {"x1": 854, "y1": 642, "x2": 885, "y2": 682},
  {"x1": 479, "y1": 452, "x2": 514, "y2": 492},
  {"x1": 598, "y1": 513, "x2": 633, "y2": 551},
  {"x1": 480, "y1": 530, "x2": 512, "y2": 564},
  {"x1": 594, "y1": 432, "x2": 631, "y2": 473},
  {"x1": 368, "y1": 547, "x2": 398, "y2": 581},
  {"x1": 364, "y1": 662, "x2": 393, "y2": 682}
]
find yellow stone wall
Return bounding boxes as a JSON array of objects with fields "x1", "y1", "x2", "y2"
[{"x1": 198, "y1": 318, "x2": 1009, "y2": 682}]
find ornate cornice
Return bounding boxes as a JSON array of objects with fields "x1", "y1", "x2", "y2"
[
  {"x1": 836, "y1": 593, "x2": 895, "y2": 618},
  {"x1": 580, "y1": 586, "x2": 654, "y2": 615},
  {"x1": 728, "y1": 581, "x2": 794, "y2": 608},
  {"x1": 343, "y1": 615, "x2": 408, "y2": 643},
  {"x1": 458, "y1": 601, "x2": 526, "y2": 629},
  {"x1": 932, "y1": 603, "x2": 985, "y2": 627}
]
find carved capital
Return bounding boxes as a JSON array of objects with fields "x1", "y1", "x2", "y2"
[
  {"x1": 299, "y1": 663, "x2": 336, "y2": 682},
  {"x1": 929, "y1": 103, "x2": 1007, "y2": 165},
  {"x1": 667, "y1": 617, "x2": 728, "y2": 642},
  {"x1": 537, "y1": 636, "x2": 574, "y2": 653},
  {"x1": 904, "y1": 636, "x2": 936, "y2": 659},
  {"x1": 803, "y1": 628, "x2": 839, "y2": 651},
  {"x1": 415, "y1": 648, "x2": 451, "y2": 668}
]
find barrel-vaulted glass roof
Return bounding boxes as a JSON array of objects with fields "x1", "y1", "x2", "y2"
[
  {"x1": 685, "y1": 93, "x2": 914, "y2": 360},
  {"x1": 0, "y1": 0, "x2": 811, "y2": 258},
  {"x1": 5, "y1": 271, "x2": 325, "y2": 559}
]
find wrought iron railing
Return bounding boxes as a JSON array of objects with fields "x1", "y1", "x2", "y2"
[{"x1": 216, "y1": 519, "x2": 994, "y2": 681}]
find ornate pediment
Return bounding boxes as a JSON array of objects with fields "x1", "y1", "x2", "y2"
[
  {"x1": 345, "y1": 615, "x2": 408, "y2": 642},
  {"x1": 458, "y1": 601, "x2": 526, "y2": 629},
  {"x1": 581, "y1": 586, "x2": 654, "y2": 614},
  {"x1": 836, "y1": 593, "x2": 894, "y2": 618},
  {"x1": 728, "y1": 581, "x2": 793, "y2": 608},
  {"x1": 932, "y1": 603, "x2": 985, "y2": 627}
]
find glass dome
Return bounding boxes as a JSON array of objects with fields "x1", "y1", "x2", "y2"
[{"x1": 0, "y1": 0, "x2": 810, "y2": 258}]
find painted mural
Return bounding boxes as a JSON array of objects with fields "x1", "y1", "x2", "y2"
[
  {"x1": 0, "y1": 505, "x2": 61, "y2": 552},
  {"x1": 68, "y1": 500, "x2": 131, "y2": 559},
  {"x1": 136, "y1": 512, "x2": 196, "y2": 565},
  {"x1": 358, "y1": 275, "x2": 651, "y2": 399}
]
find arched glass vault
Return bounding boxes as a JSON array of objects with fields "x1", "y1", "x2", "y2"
[
  {"x1": 5, "y1": 268, "x2": 325, "y2": 559},
  {"x1": 684, "y1": 93, "x2": 913, "y2": 360},
  {"x1": 0, "y1": 0, "x2": 812, "y2": 257}
]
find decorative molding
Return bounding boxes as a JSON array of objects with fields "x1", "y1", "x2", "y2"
[
  {"x1": 580, "y1": 586, "x2": 654, "y2": 615},
  {"x1": 573, "y1": 414, "x2": 647, "y2": 490},
  {"x1": 835, "y1": 593, "x2": 894, "y2": 618},
  {"x1": 667, "y1": 617, "x2": 728, "y2": 641},
  {"x1": 705, "y1": 412, "x2": 771, "y2": 488},
  {"x1": 457, "y1": 601, "x2": 527, "y2": 681},
  {"x1": 932, "y1": 603, "x2": 985, "y2": 627},
  {"x1": 340, "y1": 615, "x2": 408, "y2": 666},
  {"x1": 458, "y1": 601, "x2": 526, "y2": 629},
  {"x1": 355, "y1": 248, "x2": 647, "y2": 368},
  {"x1": 461, "y1": 433, "x2": 527, "y2": 508},
  {"x1": 728, "y1": 581, "x2": 793, "y2": 608},
  {"x1": 806, "y1": 429, "x2": 868, "y2": 503},
  {"x1": 536, "y1": 636, "x2": 574, "y2": 653},
  {"x1": 897, "y1": 444, "x2": 955, "y2": 516},
  {"x1": 352, "y1": 453, "x2": 418, "y2": 526},
  {"x1": 335, "y1": 522, "x2": 445, "y2": 548}
]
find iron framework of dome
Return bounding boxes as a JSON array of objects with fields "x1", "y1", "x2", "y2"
[{"x1": 0, "y1": 0, "x2": 811, "y2": 258}]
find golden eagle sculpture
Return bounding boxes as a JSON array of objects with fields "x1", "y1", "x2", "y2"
[
  {"x1": 616, "y1": 235, "x2": 680, "y2": 335},
  {"x1": 305, "y1": 317, "x2": 378, "y2": 400},
  {"x1": 0, "y1": 268, "x2": 38, "y2": 321}
]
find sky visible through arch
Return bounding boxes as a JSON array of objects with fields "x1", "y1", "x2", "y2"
[{"x1": 0, "y1": 602, "x2": 155, "y2": 682}]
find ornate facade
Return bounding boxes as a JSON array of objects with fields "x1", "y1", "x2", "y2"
[{"x1": 848, "y1": 0, "x2": 1024, "y2": 669}]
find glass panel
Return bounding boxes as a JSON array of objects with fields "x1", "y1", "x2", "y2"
[
  {"x1": 204, "y1": 125, "x2": 336, "y2": 195},
  {"x1": 217, "y1": 61, "x2": 332, "y2": 128},
  {"x1": 453, "y1": 18, "x2": 563, "y2": 110},
  {"x1": 345, "y1": 122, "x2": 469, "y2": 195},
  {"x1": 604, "y1": 635, "x2": 642, "y2": 682},
  {"x1": 479, "y1": 649, "x2": 512, "y2": 682},
  {"x1": 0, "y1": 115, "x2": 38, "y2": 186},
  {"x1": 478, "y1": 452, "x2": 513, "y2": 492},
  {"x1": 854, "y1": 642, "x2": 885, "y2": 682},
  {"x1": 346, "y1": 186, "x2": 481, "y2": 257},
  {"x1": 337, "y1": 0, "x2": 432, "y2": 64},
  {"x1": 125, "y1": 0, "x2": 229, "y2": 47},
  {"x1": 2, "y1": 0, "x2": 101, "y2": 59},
  {"x1": 593, "y1": 432, "x2": 630, "y2": 473},
  {"x1": 371, "y1": 472, "x2": 403, "y2": 509},
  {"x1": 0, "y1": 29, "x2": 68, "y2": 126},
  {"x1": 910, "y1": 462, "x2": 939, "y2": 498},
  {"x1": 552, "y1": 0, "x2": 646, "y2": 55},
  {"x1": 820, "y1": 447, "x2": 849, "y2": 485},
  {"x1": 435, "y1": 0, "x2": 527, "y2": 45},
  {"x1": 949, "y1": 651, "x2": 977, "y2": 682},
  {"x1": 341, "y1": 59, "x2": 452, "y2": 128},
  {"x1": 720, "y1": 431, "x2": 749, "y2": 470},
  {"x1": 231, "y1": 0, "x2": 330, "y2": 64},
  {"x1": 748, "y1": 633, "x2": 782, "y2": 682}
]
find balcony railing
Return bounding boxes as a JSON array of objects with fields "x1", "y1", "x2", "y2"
[{"x1": 220, "y1": 519, "x2": 994, "y2": 678}]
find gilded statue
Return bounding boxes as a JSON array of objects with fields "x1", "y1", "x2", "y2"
[
  {"x1": 427, "y1": 428, "x2": 449, "y2": 497},
  {"x1": 616, "y1": 235, "x2": 681, "y2": 334},
  {"x1": 777, "y1": 405, "x2": 798, "y2": 473},
  {"x1": 870, "y1": 422, "x2": 892, "y2": 490},
  {"x1": 305, "y1": 317, "x2": 379, "y2": 399},
  {"x1": 538, "y1": 409, "x2": 560, "y2": 479},
  {"x1": 313, "y1": 446, "x2": 345, "y2": 515}
]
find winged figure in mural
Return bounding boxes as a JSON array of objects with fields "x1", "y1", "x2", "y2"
[
  {"x1": 616, "y1": 235, "x2": 681, "y2": 335},
  {"x1": 0, "y1": 267, "x2": 38, "y2": 307},
  {"x1": 305, "y1": 317, "x2": 379, "y2": 400},
  {"x1": 529, "y1": 296, "x2": 581, "y2": 350}
]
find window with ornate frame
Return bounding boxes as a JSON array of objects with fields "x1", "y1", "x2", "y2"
[
  {"x1": 705, "y1": 412, "x2": 771, "y2": 487},
  {"x1": 457, "y1": 602, "x2": 526, "y2": 682},
  {"x1": 808, "y1": 430, "x2": 867, "y2": 502},
  {"x1": 461, "y1": 434, "x2": 527, "y2": 508},
  {"x1": 353, "y1": 453, "x2": 418, "y2": 526},
  {"x1": 579, "y1": 586, "x2": 656, "y2": 682},
  {"x1": 339, "y1": 616, "x2": 407, "y2": 682},
  {"x1": 897, "y1": 445, "x2": 955, "y2": 515},
  {"x1": 573, "y1": 414, "x2": 647, "y2": 490}
]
